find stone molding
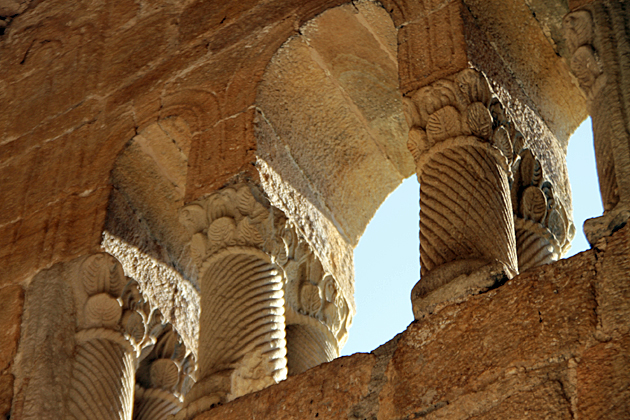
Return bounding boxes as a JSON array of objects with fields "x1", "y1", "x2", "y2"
[
  {"x1": 404, "y1": 68, "x2": 518, "y2": 319},
  {"x1": 564, "y1": 2, "x2": 630, "y2": 244}
]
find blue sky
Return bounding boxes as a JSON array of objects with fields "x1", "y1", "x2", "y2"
[{"x1": 341, "y1": 118, "x2": 602, "y2": 356}]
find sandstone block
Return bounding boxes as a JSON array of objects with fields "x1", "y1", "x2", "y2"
[{"x1": 577, "y1": 336, "x2": 630, "y2": 419}]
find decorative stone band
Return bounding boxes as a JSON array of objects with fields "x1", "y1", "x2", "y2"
[
  {"x1": 280, "y1": 222, "x2": 352, "y2": 375},
  {"x1": 564, "y1": 3, "x2": 630, "y2": 245},
  {"x1": 405, "y1": 69, "x2": 518, "y2": 319},
  {"x1": 178, "y1": 184, "x2": 288, "y2": 417}
]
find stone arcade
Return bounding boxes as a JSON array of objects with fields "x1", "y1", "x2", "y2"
[{"x1": 1, "y1": 0, "x2": 629, "y2": 418}]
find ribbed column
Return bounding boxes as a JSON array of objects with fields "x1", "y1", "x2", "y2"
[
  {"x1": 405, "y1": 69, "x2": 518, "y2": 319},
  {"x1": 564, "y1": 2, "x2": 630, "y2": 245},
  {"x1": 178, "y1": 184, "x2": 288, "y2": 419},
  {"x1": 14, "y1": 253, "x2": 154, "y2": 420},
  {"x1": 198, "y1": 250, "x2": 286, "y2": 393}
]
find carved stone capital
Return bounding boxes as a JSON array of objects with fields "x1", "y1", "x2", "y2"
[
  {"x1": 564, "y1": 3, "x2": 630, "y2": 244},
  {"x1": 405, "y1": 69, "x2": 505, "y2": 166},
  {"x1": 179, "y1": 183, "x2": 287, "y2": 277},
  {"x1": 14, "y1": 252, "x2": 167, "y2": 420},
  {"x1": 280, "y1": 222, "x2": 352, "y2": 375},
  {"x1": 66, "y1": 254, "x2": 155, "y2": 420},
  {"x1": 487, "y1": 97, "x2": 575, "y2": 271},
  {"x1": 404, "y1": 69, "x2": 518, "y2": 319}
]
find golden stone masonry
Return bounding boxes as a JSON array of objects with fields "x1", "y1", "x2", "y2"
[{"x1": 0, "y1": 0, "x2": 629, "y2": 418}]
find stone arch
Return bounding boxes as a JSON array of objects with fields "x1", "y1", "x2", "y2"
[{"x1": 256, "y1": 0, "x2": 415, "y2": 306}]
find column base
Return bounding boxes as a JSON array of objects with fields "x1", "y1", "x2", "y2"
[
  {"x1": 584, "y1": 207, "x2": 630, "y2": 247},
  {"x1": 175, "y1": 371, "x2": 230, "y2": 420},
  {"x1": 411, "y1": 260, "x2": 513, "y2": 320}
]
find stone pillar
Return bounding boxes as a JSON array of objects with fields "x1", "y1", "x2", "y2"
[
  {"x1": 133, "y1": 316, "x2": 196, "y2": 420},
  {"x1": 178, "y1": 183, "x2": 288, "y2": 417},
  {"x1": 404, "y1": 68, "x2": 518, "y2": 319},
  {"x1": 564, "y1": 2, "x2": 630, "y2": 245},
  {"x1": 12, "y1": 253, "x2": 152, "y2": 420},
  {"x1": 490, "y1": 100, "x2": 575, "y2": 272},
  {"x1": 280, "y1": 222, "x2": 351, "y2": 376}
]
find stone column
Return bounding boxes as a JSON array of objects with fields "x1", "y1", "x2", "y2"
[
  {"x1": 133, "y1": 317, "x2": 196, "y2": 420},
  {"x1": 404, "y1": 69, "x2": 518, "y2": 319},
  {"x1": 280, "y1": 222, "x2": 351, "y2": 376},
  {"x1": 178, "y1": 183, "x2": 288, "y2": 417},
  {"x1": 490, "y1": 100, "x2": 575, "y2": 272},
  {"x1": 13, "y1": 253, "x2": 153, "y2": 420},
  {"x1": 564, "y1": 2, "x2": 630, "y2": 245}
]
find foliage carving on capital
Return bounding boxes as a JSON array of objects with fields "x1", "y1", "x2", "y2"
[
  {"x1": 281, "y1": 222, "x2": 351, "y2": 349},
  {"x1": 405, "y1": 69, "x2": 513, "y2": 174},
  {"x1": 510, "y1": 148, "x2": 575, "y2": 270},
  {"x1": 75, "y1": 253, "x2": 155, "y2": 354},
  {"x1": 179, "y1": 184, "x2": 287, "y2": 271},
  {"x1": 564, "y1": 10, "x2": 606, "y2": 102},
  {"x1": 134, "y1": 311, "x2": 197, "y2": 420}
]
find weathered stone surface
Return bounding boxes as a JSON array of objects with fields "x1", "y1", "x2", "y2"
[
  {"x1": 462, "y1": 0, "x2": 585, "y2": 145},
  {"x1": 258, "y1": 1, "x2": 412, "y2": 247},
  {"x1": 0, "y1": 285, "x2": 23, "y2": 372},
  {"x1": 595, "y1": 213, "x2": 630, "y2": 337},
  {"x1": 380, "y1": 252, "x2": 596, "y2": 419}
]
